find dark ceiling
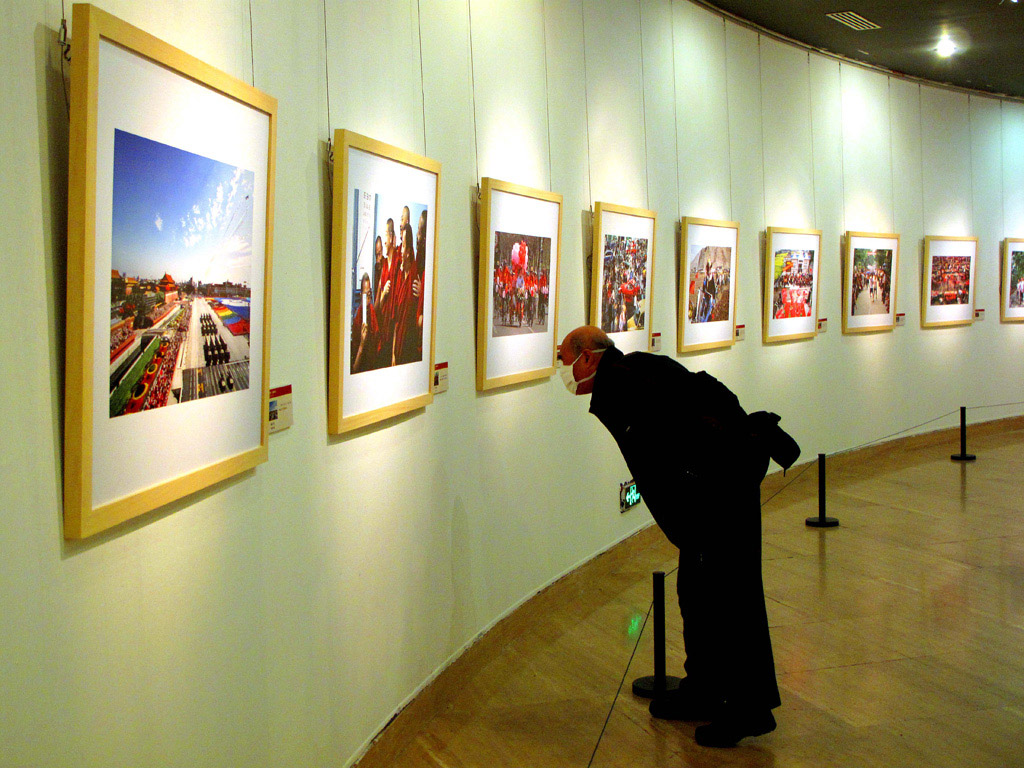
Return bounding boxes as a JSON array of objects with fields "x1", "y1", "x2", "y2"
[{"x1": 697, "y1": 0, "x2": 1024, "y2": 99}]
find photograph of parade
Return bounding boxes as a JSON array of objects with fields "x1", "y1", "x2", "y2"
[
  {"x1": 1009, "y1": 251, "x2": 1024, "y2": 309},
  {"x1": 687, "y1": 245, "x2": 732, "y2": 324},
  {"x1": 349, "y1": 191, "x2": 429, "y2": 373},
  {"x1": 598, "y1": 235, "x2": 649, "y2": 333},
  {"x1": 850, "y1": 247, "x2": 893, "y2": 315},
  {"x1": 108, "y1": 129, "x2": 254, "y2": 419},
  {"x1": 771, "y1": 248, "x2": 815, "y2": 319},
  {"x1": 929, "y1": 255, "x2": 972, "y2": 306},
  {"x1": 490, "y1": 231, "x2": 552, "y2": 336}
]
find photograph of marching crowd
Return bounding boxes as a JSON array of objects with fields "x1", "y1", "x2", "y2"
[
  {"x1": 490, "y1": 231, "x2": 552, "y2": 336},
  {"x1": 1008, "y1": 250, "x2": 1024, "y2": 309},
  {"x1": 929, "y1": 255, "x2": 972, "y2": 306},
  {"x1": 109, "y1": 129, "x2": 254, "y2": 419},
  {"x1": 598, "y1": 235, "x2": 648, "y2": 333},
  {"x1": 349, "y1": 192, "x2": 429, "y2": 374},
  {"x1": 687, "y1": 245, "x2": 732, "y2": 324},
  {"x1": 770, "y1": 248, "x2": 815, "y2": 319},
  {"x1": 850, "y1": 247, "x2": 893, "y2": 315}
]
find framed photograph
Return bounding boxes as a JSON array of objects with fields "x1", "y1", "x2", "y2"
[
  {"x1": 328, "y1": 129, "x2": 440, "y2": 433},
  {"x1": 763, "y1": 226, "x2": 822, "y2": 343},
  {"x1": 678, "y1": 217, "x2": 739, "y2": 352},
  {"x1": 921, "y1": 236, "x2": 978, "y2": 328},
  {"x1": 477, "y1": 178, "x2": 562, "y2": 391},
  {"x1": 1000, "y1": 238, "x2": 1024, "y2": 323},
  {"x1": 842, "y1": 231, "x2": 900, "y2": 334},
  {"x1": 64, "y1": 4, "x2": 277, "y2": 539},
  {"x1": 591, "y1": 202, "x2": 656, "y2": 354}
]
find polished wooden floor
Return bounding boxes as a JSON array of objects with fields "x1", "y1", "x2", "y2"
[{"x1": 358, "y1": 420, "x2": 1024, "y2": 767}]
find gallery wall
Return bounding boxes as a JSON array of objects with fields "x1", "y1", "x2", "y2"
[{"x1": 2, "y1": 0, "x2": 1023, "y2": 766}]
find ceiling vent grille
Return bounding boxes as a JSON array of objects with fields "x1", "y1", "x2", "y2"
[{"x1": 826, "y1": 11, "x2": 881, "y2": 31}]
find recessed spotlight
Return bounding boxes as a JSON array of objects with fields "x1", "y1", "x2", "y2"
[{"x1": 936, "y1": 35, "x2": 957, "y2": 57}]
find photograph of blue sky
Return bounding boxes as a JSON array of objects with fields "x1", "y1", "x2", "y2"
[{"x1": 111, "y1": 129, "x2": 254, "y2": 287}]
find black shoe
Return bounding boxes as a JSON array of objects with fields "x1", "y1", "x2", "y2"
[
  {"x1": 648, "y1": 687, "x2": 716, "y2": 721},
  {"x1": 694, "y1": 711, "x2": 776, "y2": 747}
]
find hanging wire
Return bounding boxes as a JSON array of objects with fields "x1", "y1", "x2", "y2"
[
  {"x1": 59, "y1": 0, "x2": 72, "y2": 119},
  {"x1": 322, "y1": 0, "x2": 334, "y2": 187},
  {"x1": 247, "y1": 0, "x2": 255, "y2": 87}
]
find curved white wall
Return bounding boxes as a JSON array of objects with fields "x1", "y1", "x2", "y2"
[{"x1": 2, "y1": 0, "x2": 1023, "y2": 765}]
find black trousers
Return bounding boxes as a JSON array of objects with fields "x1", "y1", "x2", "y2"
[{"x1": 675, "y1": 467, "x2": 780, "y2": 713}]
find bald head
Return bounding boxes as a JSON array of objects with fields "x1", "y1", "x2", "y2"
[{"x1": 560, "y1": 325, "x2": 614, "y2": 360}]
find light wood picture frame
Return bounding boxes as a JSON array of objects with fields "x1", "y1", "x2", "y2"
[
  {"x1": 1000, "y1": 237, "x2": 1024, "y2": 323},
  {"x1": 64, "y1": 3, "x2": 277, "y2": 539},
  {"x1": 842, "y1": 231, "x2": 900, "y2": 334},
  {"x1": 476, "y1": 177, "x2": 562, "y2": 391},
  {"x1": 591, "y1": 202, "x2": 656, "y2": 354},
  {"x1": 327, "y1": 129, "x2": 441, "y2": 433},
  {"x1": 763, "y1": 226, "x2": 822, "y2": 343},
  {"x1": 921, "y1": 235, "x2": 978, "y2": 328},
  {"x1": 678, "y1": 216, "x2": 739, "y2": 352}
]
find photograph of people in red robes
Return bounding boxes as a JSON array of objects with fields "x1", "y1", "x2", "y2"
[
  {"x1": 928, "y1": 255, "x2": 972, "y2": 306},
  {"x1": 770, "y1": 248, "x2": 815, "y2": 319},
  {"x1": 687, "y1": 245, "x2": 732, "y2": 324},
  {"x1": 349, "y1": 191, "x2": 428, "y2": 373},
  {"x1": 599, "y1": 234, "x2": 649, "y2": 333},
  {"x1": 490, "y1": 231, "x2": 552, "y2": 337}
]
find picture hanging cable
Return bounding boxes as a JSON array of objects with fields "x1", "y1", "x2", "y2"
[
  {"x1": 543, "y1": 0, "x2": 555, "y2": 193},
  {"x1": 322, "y1": 0, "x2": 333, "y2": 146},
  {"x1": 670, "y1": 4, "x2": 681, "y2": 222},
  {"x1": 59, "y1": 0, "x2": 72, "y2": 119},
  {"x1": 838, "y1": 64, "x2": 847, "y2": 233},
  {"x1": 968, "y1": 95, "x2": 975, "y2": 236},
  {"x1": 807, "y1": 51, "x2": 818, "y2": 225},
  {"x1": 638, "y1": 0, "x2": 650, "y2": 211},
  {"x1": 467, "y1": 0, "x2": 480, "y2": 184},
  {"x1": 758, "y1": 35, "x2": 768, "y2": 229},
  {"x1": 248, "y1": 0, "x2": 255, "y2": 87},
  {"x1": 918, "y1": 84, "x2": 926, "y2": 236},
  {"x1": 416, "y1": 0, "x2": 428, "y2": 156},
  {"x1": 887, "y1": 77, "x2": 896, "y2": 234},
  {"x1": 723, "y1": 17, "x2": 734, "y2": 221},
  {"x1": 580, "y1": 0, "x2": 593, "y2": 204}
]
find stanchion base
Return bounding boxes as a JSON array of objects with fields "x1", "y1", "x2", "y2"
[
  {"x1": 950, "y1": 453, "x2": 976, "y2": 462},
  {"x1": 632, "y1": 675, "x2": 682, "y2": 698},
  {"x1": 806, "y1": 516, "x2": 840, "y2": 528}
]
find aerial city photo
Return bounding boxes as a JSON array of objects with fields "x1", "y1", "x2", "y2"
[{"x1": 108, "y1": 129, "x2": 256, "y2": 419}]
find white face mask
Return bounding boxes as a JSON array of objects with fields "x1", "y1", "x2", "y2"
[{"x1": 557, "y1": 352, "x2": 596, "y2": 394}]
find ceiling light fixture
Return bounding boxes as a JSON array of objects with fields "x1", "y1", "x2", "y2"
[{"x1": 936, "y1": 34, "x2": 957, "y2": 57}]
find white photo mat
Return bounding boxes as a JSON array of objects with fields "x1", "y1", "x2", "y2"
[
  {"x1": 91, "y1": 39, "x2": 269, "y2": 510},
  {"x1": 1000, "y1": 238, "x2": 1024, "y2": 322},
  {"x1": 592, "y1": 204, "x2": 655, "y2": 355},
  {"x1": 763, "y1": 227, "x2": 821, "y2": 343},
  {"x1": 340, "y1": 146, "x2": 437, "y2": 420},
  {"x1": 679, "y1": 218, "x2": 738, "y2": 351},
  {"x1": 843, "y1": 232, "x2": 900, "y2": 333},
  {"x1": 922, "y1": 236, "x2": 977, "y2": 328},
  {"x1": 481, "y1": 186, "x2": 561, "y2": 385}
]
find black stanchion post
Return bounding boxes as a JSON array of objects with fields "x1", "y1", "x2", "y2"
[
  {"x1": 806, "y1": 452, "x2": 839, "y2": 528},
  {"x1": 951, "y1": 406, "x2": 977, "y2": 462},
  {"x1": 632, "y1": 571, "x2": 682, "y2": 698}
]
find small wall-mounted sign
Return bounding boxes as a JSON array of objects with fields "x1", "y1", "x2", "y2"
[
  {"x1": 268, "y1": 385, "x2": 293, "y2": 434},
  {"x1": 974, "y1": 308, "x2": 985, "y2": 321},
  {"x1": 620, "y1": 479, "x2": 641, "y2": 513},
  {"x1": 735, "y1": 324, "x2": 745, "y2": 341},
  {"x1": 432, "y1": 361, "x2": 449, "y2": 394},
  {"x1": 895, "y1": 313, "x2": 906, "y2": 327},
  {"x1": 817, "y1": 317, "x2": 828, "y2": 333},
  {"x1": 651, "y1": 332, "x2": 662, "y2": 352}
]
